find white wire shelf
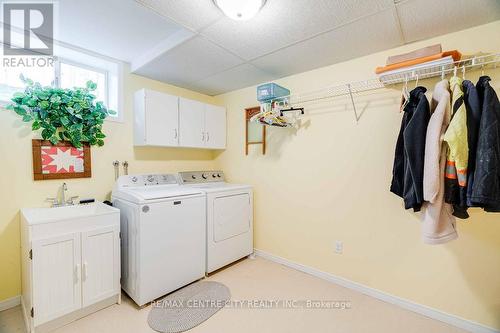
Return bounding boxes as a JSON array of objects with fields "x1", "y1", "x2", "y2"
[{"x1": 288, "y1": 53, "x2": 500, "y2": 106}]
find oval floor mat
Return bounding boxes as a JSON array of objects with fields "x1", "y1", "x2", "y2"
[{"x1": 147, "y1": 281, "x2": 231, "y2": 333}]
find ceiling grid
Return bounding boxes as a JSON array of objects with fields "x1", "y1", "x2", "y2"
[{"x1": 40, "y1": 0, "x2": 500, "y2": 95}]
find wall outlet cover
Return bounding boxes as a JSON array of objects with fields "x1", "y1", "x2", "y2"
[{"x1": 335, "y1": 240, "x2": 343, "y2": 254}]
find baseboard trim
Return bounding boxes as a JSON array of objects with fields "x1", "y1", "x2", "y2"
[
  {"x1": 254, "y1": 249, "x2": 499, "y2": 333},
  {"x1": 0, "y1": 295, "x2": 21, "y2": 312}
]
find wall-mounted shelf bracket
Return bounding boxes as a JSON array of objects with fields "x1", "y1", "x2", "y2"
[{"x1": 346, "y1": 83, "x2": 359, "y2": 123}]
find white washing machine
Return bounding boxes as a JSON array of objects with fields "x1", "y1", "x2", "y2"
[
  {"x1": 179, "y1": 171, "x2": 253, "y2": 274},
  {"x1": 112, "y1": 173, "x2": 206, "y2": 306}
]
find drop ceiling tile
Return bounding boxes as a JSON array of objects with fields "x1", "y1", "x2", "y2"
[
  {"x1": 136, "y1": 0, "x2": 223, "y2": 31},
  {"x1": 54, "y1": 0, "x2": 184, "y2": 62},
  {"x1": 397, "y1": 0, "x2": 500, "y2": 43},
  {"x1": 133, "y1": 36, "x2": 244, "y2": 86},
  {"x1": 251, "y1": 9, "x2": 402, "y2": 77},
  {"x1": 201, "y1": 0, "x2": 394, "y2": 60},
  {"x1": 189, "y1": 64, "x2": 276, "y2": 95}
]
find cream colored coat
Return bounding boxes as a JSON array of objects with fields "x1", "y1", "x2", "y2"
[{"x1": 422, "y1": 80, "x2": 457, "y2": 244}]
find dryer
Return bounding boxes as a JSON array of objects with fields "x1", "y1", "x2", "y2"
[
  {"x1": 179, "y1": 171, "x2": 253, "y2": 273},
  {"x1": 112, "y1": 173, "x2": 205, "y2": 306}
]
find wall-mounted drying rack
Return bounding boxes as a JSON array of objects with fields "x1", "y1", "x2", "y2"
[{"x1": 284, "y1": 53, "x2": 500, "y2": 123}]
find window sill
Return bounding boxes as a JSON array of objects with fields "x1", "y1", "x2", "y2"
[
  {"x1": 0, "y1": 100, "x2": 11, "y2": 108},
  {"x1": 106, "y1": 114, "x2": 124, "y2": 123}
]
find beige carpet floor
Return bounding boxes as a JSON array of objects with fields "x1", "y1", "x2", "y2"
[{"x1": 0, "y1": 256, "x2": 467, "y2": 333}]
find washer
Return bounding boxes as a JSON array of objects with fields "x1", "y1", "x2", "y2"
[
  {"x1": 179, "y1": 171, "x2": 253, "y2": 274},
  {"x1": 112, "y1": 173, "x2": 205, "y2": 306}
]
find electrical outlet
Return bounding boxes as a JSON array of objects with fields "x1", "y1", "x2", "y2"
[{"x1": 335, "y1": 240, "x2": 343, "y2": 254}]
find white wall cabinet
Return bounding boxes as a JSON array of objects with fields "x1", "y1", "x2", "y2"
[
  {"x1": 179, "y1": 97, "x2": 227, "y2": 149},
  {"x1": 179, "y1": 97, "x2": 206, "y2": 148},
  {"x1": 134, "y1": 89, "x2": 179, "y2": 147},
  {"x1": 204, "y1": 104, "x2": 227, "y2": 149},
  {"x1": 21, "y1": 204, "x2": 121, "y2": 333},
  {"x1": 134, "y1": 89, "x2": 226, "y2": 149}
]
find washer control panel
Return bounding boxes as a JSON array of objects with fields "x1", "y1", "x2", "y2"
[
  {"x1": 179, "y1": 171, "x2": 225, "y2": 184},
  {"x1": 118, "y1": 174, "x2": 179, "y2": 187}
]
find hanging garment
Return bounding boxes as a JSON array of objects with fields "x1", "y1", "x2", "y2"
[
  {"x1": 443, "y1": 76, "x2": 469, "y2": 219},
  {"x1": 462, "y1": 79, "x2": 482, "y2": 207},
  {"x1": 422, "y1": 80, "x2": 457, "y2": 244},
  {"x1": 470, "y1": 76, "x2": 500, "y2": 211},
  {"x1": 390, "y1": 86, "x2": 430, "y2": 212}
]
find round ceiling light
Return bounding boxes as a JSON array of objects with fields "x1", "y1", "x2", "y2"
[{"x1": 213, "y1": 0, "x2": 267, "y2": 21}]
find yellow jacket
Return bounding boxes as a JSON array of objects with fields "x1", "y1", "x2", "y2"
[{"x1": 444, "y1": 76, "x2": 468, "y2": 187}]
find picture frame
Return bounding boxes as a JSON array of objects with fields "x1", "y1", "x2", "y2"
[{"x1": 32, "y1": 139, "x2": 92, "y2": 181}]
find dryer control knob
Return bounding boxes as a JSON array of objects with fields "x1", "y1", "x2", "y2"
[
  {"x1": 131, "y1": 176, "x2": 138, "y2": 183},
  {"x1": 217, "y1": 174, "x2": 222, "y2": 178},
  {"x1": 191, "y1": 175, "x2": 196, "y2": 179},
  {"x1": 212, "y1": 174, "x2": 217, "y2": 178},
  {"x1": 202, "y1": 174, "x2": 208, "y2": 179}
]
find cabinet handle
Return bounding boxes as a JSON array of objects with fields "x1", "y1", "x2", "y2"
[
  {"x1": 75, "y1": 264, "x2": 81, "y2": 284},
  {"x1": 202, "y1": 132, "x2": 205, "y2": 141},
  {"x1": 174, "y1": 128, "x2": 178, "y2": 139},
  {"x1": 83, "y1": 262, "x2": 88, "y2": 281},
  {"x1": 207, "y1": 132, "x2": 210, "y2": 142}
]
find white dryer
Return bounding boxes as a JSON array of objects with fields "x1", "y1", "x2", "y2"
[
  {"x1": 179, "y1": 171, "x2": 253, "y2": 274},
  {"x1": 112, "y1": 174, "x2": 205, "y2": 306}
]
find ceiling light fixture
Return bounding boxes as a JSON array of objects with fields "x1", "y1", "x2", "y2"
[{"x1": 213, "y1": 0, "x2": 267, "y2": 21}]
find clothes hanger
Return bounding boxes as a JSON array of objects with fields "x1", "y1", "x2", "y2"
[
  {"x1": 414, "y1": 73, "x2": 419, "y2": 88},
  {"x1": 462, "y1": 66, "x2": 466, "y2": 80},
  {"x1": 453, "y1": 65, "x2": 458, "y2": 77},
  {"x1": 399, "y1": 75, "x2": 410, "y2": 113}
]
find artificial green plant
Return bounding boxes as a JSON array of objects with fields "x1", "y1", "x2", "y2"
[{"x1": 6, "y1": 76, "x2": 115, "y2": 147}]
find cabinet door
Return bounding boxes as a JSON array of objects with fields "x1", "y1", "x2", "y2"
[
  {"x1": 179, "y1": 97, "x2": 205, "y2": 148},
  {"x1": 204, "y1": 104, "x2": 226, "y2": 149},
  {"x1": 32, "y1": 233, "x2": 81, "y2": 326},
  {"x1": 81, "y1": 226, "x2": 120, "y2": 307},
  {"x1": 145, "y1": 90, "x2": 179, "y2": 146}
]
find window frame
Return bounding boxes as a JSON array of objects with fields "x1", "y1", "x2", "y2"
[
  {"x1": 55, "y1": 57, "x2": 110, "y2": 110},
  {"x1": 0, "y1": 52, "x2": 123, "y2": 123}
]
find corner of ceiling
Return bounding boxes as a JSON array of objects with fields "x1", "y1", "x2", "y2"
[{"x1": 130, "y1": 29, "x2": 196, "y2": 73}]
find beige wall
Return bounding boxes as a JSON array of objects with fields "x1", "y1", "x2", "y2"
[
  {"x1": 214, "y1": 21, "x2": 500, "y2": 329},
  {"x1": 0, "y1": 65, "x2": 218, "y2": 302}
]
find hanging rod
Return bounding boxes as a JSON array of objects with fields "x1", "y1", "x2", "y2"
[
  {"x1": 279, "y1": 107, "x2": 304, "y2": 116},
  {"x1": 287, "y1": 53, "x2": 500, "y2": 105}
]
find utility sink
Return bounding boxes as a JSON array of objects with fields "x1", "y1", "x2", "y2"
[
  {"x1": 21, "y1": 202, "x2": 119, "y2": 225},
  {"x1": 20, "y1": 202, "x2": 121, "y2": 331}
]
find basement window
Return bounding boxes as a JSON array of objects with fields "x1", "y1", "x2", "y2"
[
  {"x1": 0, "y1": 45, "x2": 123, "y2": 122},
  {"x1": 59, "y1": 61, "x2": 107, "y2": 107}
]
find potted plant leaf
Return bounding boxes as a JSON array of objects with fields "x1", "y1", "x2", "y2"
[{"x1": 6, "y1": 76, "x2": 116, "y2": 148}]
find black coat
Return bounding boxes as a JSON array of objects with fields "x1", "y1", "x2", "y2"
[
  {"x1": 391, "y1": 87, "x2": 430, "y2": 212},
  {"x1": 470, "y1": 76, "x2": 500, "y2": 211},
  {"x1": 462, "y1": 79, "x2": 482, "y2": 207}
]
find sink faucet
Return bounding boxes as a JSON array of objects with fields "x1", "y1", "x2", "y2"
[
  {"x1": 46, "y1": 183, "x2": 79, "y2": 207},
  {"x1": 61, "y1": 182, "x2": 67, "y2": 205}
]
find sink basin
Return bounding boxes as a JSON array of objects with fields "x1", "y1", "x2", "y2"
[{"x1": 21, "y1": 202, "x2": 119, "y2": 225}]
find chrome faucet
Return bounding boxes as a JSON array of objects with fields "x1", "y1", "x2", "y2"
[
  {"x1": 46, "y1": 183, "x2": 79, "y2": 207},
  {"x1": 61, "y1": 182, "x2": 67, "y2": 205}
]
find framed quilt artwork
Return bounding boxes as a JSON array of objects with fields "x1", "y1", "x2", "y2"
[{"x1": 32, "y1": 140, "x2": 92, "y2": 180}]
